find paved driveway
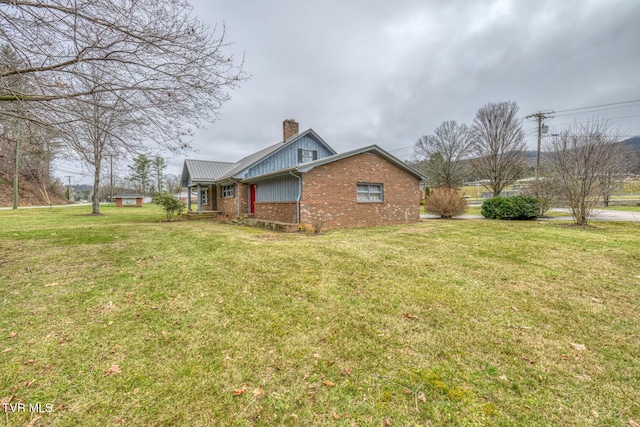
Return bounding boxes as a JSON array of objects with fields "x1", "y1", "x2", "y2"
[
  {"x1": 421, "y1": 208, "x2": 640, "y2": 222},
  {"x1": 543, "y1": 208, "x2": 640, "y2": 222}
]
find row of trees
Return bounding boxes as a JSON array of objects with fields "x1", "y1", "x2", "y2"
[
  {"x1": 414, "y1": 101, "x2": 528, "y2": 196},
  {"x1": 415, "y1": 101, "x2": 630, "y2": 225},
  {"x1": 1, "y1": 0, "x2": 246, "y2": 213}
]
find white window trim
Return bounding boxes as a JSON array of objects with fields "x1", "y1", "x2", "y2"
[
  {"x1": 357, "y1": 183, "x2": 383, "y2": 202},
  {"x1": 221, "y1": 184, "x2": 235, "y2": 198},
  {"x1": 301, "y1": 149, "x2": 315, "y2": 163}
]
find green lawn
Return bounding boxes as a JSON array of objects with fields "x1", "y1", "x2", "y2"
[{"x1": 1, "y1": 206, "x2": 639, "y2": 426}]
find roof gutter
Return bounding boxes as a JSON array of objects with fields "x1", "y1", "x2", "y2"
[
  {"x1": 289, "y1": 170, "x2": 302, "y2": 224},
  {"x1": 231, "y1": 178, "x2": 242, "y2": 218}
]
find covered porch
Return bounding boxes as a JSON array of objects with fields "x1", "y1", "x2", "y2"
[{"x1": 186, "y1": 183, "x2": 219, "y2": 214}]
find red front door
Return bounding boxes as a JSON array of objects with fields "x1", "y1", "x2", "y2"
[{"x1": 250, "y1": 184, "x2": 256, "y2": 213}]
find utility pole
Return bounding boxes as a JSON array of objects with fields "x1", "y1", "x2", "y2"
[
  {"x1": 526, "y1": 111, "x2": 554, "y2": 180},
  {"x1": 109, "y1": 154, "x2": 117, "y2": 202},
  {"x1": 65, "y1": 176, "x2": 72, "y2": 201},
  {"x1": 13, "y1": 119, "x2": 21, "y2": 210}
]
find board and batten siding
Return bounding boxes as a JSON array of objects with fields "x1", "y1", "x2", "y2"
[
  {"x1": 242, "y1": 135, "x2": 334, "y2": 179},
  {"x1": 255, "y1": 175, "x2": 299, "y2": 202}
]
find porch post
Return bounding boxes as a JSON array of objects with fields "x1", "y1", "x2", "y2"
[
  {"x1": 197, "y1": 183, "x2": 202, "y2": 214},
  {"x1": 187, "y1": 186, "x2": 192, "y2": 212}
]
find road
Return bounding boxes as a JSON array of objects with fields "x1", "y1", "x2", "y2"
[
  {"x1": 0, "y1": 203, "x2": 92, "y2": 211},
  {"x1": 421, "y1": 208, "x2": 640, "y2": 222}
]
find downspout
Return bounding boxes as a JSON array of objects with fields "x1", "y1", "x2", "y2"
[
  {"x1": 289, "y1": 171, "x2": 301, "y2": 224},
  {"x1": 233, "y1": 179, "x2": 242, "y2": 218}
]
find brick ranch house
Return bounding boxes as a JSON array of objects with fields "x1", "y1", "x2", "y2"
[{"x1": 180, "y1": 120, "x2": 426, "y2": 230}]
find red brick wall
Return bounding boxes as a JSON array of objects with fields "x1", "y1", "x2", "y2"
[
  {"x1": 217, "y1": 183, "x2": 249, "y2": 219},
  {"x1": 254, "y1": 202, "x2": 297, "y2": 223},
  {"x1": 238, "y1": 183, "x2": 248, "y2": 214},
  {"x1": 115, "y1": 197, "x2": 143, "y2": 207},
  {"x1": 300, "y1": 153, "x2": 421, "y2": 230}
]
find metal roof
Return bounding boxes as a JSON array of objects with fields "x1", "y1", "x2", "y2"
[
  {"x1": 113, "y1": 193, "x2": 144, "y2": 198},
  {"x1": 216, "y1": 128, "x2": 336, "y2": 181},
  {"x1": 296, "y1": 145, "x2": 427, "y2": 180},
  {"x1": 180, "y1": 130, "x2": 423, "y2": 187},
  {"x1": 237, "y1": 145, "x2": 426, "y2": 182},
  {"x1": 181, "y1": 159, "x2": 238, "y2": 186}
]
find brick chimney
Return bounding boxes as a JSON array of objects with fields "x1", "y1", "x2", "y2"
[{"x1": 283, "y1": 119, "x2": 299, "y2": 141}]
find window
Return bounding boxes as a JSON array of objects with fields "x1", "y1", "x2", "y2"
[
  {"x1": 201, "y1": 190, "x2": 208, "y2": 205},
  {"x1": 357, "y1": 183, "x2": 383, "y2": 202},
  {"x1": 298, "y1": 149, "x2": 317, "y2": 163},
  {"x1": 221, "y1": 184, "x2": 235, "y2": 198}
]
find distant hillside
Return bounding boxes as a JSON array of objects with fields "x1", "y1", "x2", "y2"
[
  {"x1": 623, "y1": 136, "x2": 640, "y2": 151},
  {"x1": 525, "y1": 136, "x2": 640, "y2": 162},
  {"x1": 0, "y1": 172, "x2": 69, "y2": 207}
]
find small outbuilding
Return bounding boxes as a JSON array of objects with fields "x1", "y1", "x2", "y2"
[{"x1": 113, "y1": 194, "x2": 144, "y2": 207}]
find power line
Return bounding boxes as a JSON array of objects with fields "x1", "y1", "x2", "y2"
[
  {"x1": 554, "y1": 103, "x2": 640, "y2": 118},
  {"x1": 553, "y1": 99, "x2": 640, "y2": 114},
  {"x1": 543, "y1": 113, "x2": 640, "y2": 129}
]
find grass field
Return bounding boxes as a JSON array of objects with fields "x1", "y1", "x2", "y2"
[{"x1": 1, "y1": 206, "x2": 639, "y2": 426}]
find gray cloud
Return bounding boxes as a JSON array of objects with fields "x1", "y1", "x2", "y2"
[{"x1": 166, "y1": 0, "x2": 640, "y2": 176}]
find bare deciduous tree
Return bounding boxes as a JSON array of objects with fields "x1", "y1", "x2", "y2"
[
  {"x1": 470, "y1": 101, "x2": 527, "y2": 197},
  {"x1": 414, "y1": 120, "x2": 471, "y2": 189},
  {"x1": 546, "y1": 120, "x2": 627, "y2": 226},
  {"x1": 164, "y1": 173, "x2": 182, "y2": 194},
  {"x1": 0, "y1": 0, "x2": 244, "y2": 111},
  {"x1": 1, "y1": 0, "x2": 246, "y2": 212}
]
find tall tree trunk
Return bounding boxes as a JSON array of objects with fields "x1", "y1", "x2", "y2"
[
  {"x1": 92, "y1": 166, "x2": 101, "y2": 214},
  {"x1": 92, "y1": 152, "x2": 102, "y2": 214}
]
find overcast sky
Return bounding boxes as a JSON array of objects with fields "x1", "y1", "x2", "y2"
[{"x1": 57, "y1": 0, "x2": 640, "y2": 183}]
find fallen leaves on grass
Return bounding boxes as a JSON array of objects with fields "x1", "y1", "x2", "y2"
[
  {"x1": 570, "y1": 343, "x2": 586, "y2": 351},
  {"x1": 22, "y1": 379, "x2": 36, "y2": 388},
  {"x1": 233, "y1": 385, "x2": 248, "y2": 396},
  {"x1": 341, "y1": 367, "x2": 351, "y2": 376},
  {"x1": 629, "y1": 419, "x2": 640, "y2": 427},
  {"x1": 384, "y1": 416, "x2": 392, "y2": 425},
  {"x1": 6, "y1": 331, "x2": 17, "y2": 338},
  {"x1": 104, "y1": 364, "x2": 121, "y2": 376},
  {"x1": 323, "y1": 380, "x2": 335, "y2": 387},
  {"x1": 522, "y1": 355, "x2": 535, "y2": 364},
  {"x1": 2, "y1": 348, "x2": 11, "y2": 353},
  {"x1": 403, "y1": 312, "x2": 418, "y2": 320},
  {"x1": 44, "y1": 282, "x2": 58, "y2": 287},
  {"x1": 418, "y1": 392, "x2": 427, "y2": 402},
  {"x1": 252, "y1": 387, "x2": 264, "y2": 398}
]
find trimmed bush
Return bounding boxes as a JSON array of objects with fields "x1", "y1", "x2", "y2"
[
  {"x1": 481, "y1": 196, "x2": 540, "y2": 220},
  {"x1": 424, "y1": 187, "x2": 468, "y2": 218},
  {"x1": 155, "y1": 191, "x2": 186, "y2": 221}
]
